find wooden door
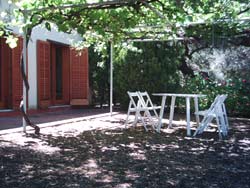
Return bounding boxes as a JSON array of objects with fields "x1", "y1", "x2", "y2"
[
  {"x1": 0, "y1": 38, "x2": 12, "y2": 108},
  {"x1": 51, "y1": 44, "x2": 70, "y2": 105},
  {"x1": 11, "y1": 38, "x2": 23, "y2": 109},
  {"x1": 37, "y1": 40, "x2": 51, "y2": 109},
  {"x1": 62, "y1": 46, "x2": 70, "y2": 103},
  {"x1": 70, "y1": 48, "x2": 89, "y2": 105}
]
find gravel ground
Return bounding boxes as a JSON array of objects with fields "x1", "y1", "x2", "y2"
[{"x1": 0, "y1": 110, "x2": 250, "y2": 188}]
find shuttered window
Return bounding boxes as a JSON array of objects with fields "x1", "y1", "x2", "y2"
[
  {"x1": 70, "y1": 48, "x2": 89, "y2": 105},
  {"x1": 37, "y1": 40, "x2": 89, "y2": 108},
  {"x1": 12, "y1": 38, "x2": 23, "y2": 109},
  {"x1": 37, "y1": 40, "x2": 51, "y2": 108}
]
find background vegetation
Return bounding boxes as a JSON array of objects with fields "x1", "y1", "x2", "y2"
[{"x1": 89, "y1": 40, "x2": 250, "y2": 118}]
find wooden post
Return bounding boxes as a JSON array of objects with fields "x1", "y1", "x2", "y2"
[{"x1": 110, "y1": 41, "x2": 113, "y2": 116}]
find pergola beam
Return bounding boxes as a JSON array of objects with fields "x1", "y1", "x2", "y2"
[
  {"x1": 22, "y1": 0, "x2": 157, "y2": 14},
  {"x1": 139, "y1": 0, "x2": 165, "y2": 19}
]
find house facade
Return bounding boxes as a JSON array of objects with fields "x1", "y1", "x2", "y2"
[{"x1": 0, "y1": 0, "x2": 89, "y2": 110}]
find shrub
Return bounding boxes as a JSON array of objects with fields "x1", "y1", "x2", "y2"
[
  {"x1": 114, "y1": 42, "x2": 181, "y2": 109},
  {"x1": 183, "y1": 74, "x2": 250, "y2": 117}
]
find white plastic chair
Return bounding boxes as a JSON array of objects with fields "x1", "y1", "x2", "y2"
[
  {"x1": 125, "y1": 91, "x2": 148, "y2": 130},
  {"x1": 138, "y1": 91, "x2": 162, "y2": 131},
  {"x1": 125, "y1": 91, "x2": 161, "y2": 131},
  {"x1": 193, "y1": 94, "x2": 229, "y2": 138}
]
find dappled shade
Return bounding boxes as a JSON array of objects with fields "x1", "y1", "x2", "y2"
[{"x1": 0, "y1": 116, "x2": 250, "y2": 188}]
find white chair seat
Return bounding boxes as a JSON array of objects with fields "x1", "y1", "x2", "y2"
[
  {"x1": 138, "y1": 91, "x2": 160, "y2": 131},
  {"x1": 195, "y1": 110, "x2": 207, "y2": 116},
  {"x1": 195, "y1": 110, "x2": 216, "y2": 117},
  {"x1": 146, "y1": 106, "x2": 162, "y2": 110},
  {"x1": 131, "y1": 106, "x2": 160, "y2": 112}
]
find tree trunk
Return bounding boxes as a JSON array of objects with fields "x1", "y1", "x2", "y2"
[{"x1": 178, "y1": 59, "x2": 195, "y2": 77}]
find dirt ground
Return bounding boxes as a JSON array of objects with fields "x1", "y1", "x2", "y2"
[{"x1": 0, "y1": 111, "x2": 250, "y2": 188}]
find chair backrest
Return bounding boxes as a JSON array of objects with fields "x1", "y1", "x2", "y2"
[
  {"x1": 208, "y1": 94, "x2": 227, "y2": 114},
  {"x1": 138, "y1": 91, "x2": 154, "y2": 108},
  {"x1": 138, "y1": 91, "x2": 159, "y2": 118},
  {"x1": 127, "y1": 91, "x2": 141, "y2": 109}
]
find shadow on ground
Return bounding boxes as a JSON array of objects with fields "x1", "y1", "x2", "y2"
[
  {"x1": 0, "y1": 117, "x2": 250, "y2": 188},
  {"x1": 0, "y1": 108, "x2": 110, "y2": 130}
]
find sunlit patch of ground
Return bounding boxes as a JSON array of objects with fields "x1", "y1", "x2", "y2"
[
  {"x1": 0, "y1": 112, "x2": 124, "y2": 154},
  {"x1": 0, "y1": 111, "x2": 250, "y2": 188}
]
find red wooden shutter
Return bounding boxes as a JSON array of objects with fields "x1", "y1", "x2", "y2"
[
  {"x1": 37, "y1": 40, "x2": 51, "y2": 108},
  {"x1": 11, "y1": 37, "x2": 23, "y2": 109},
  {"x1": 70, "y1": 48, "x2": 89, "y2": 105},
  {"x1": 0, "y1": 38, "x2": 3, "y2": 108},
  {"x1": 0, "y1": 38, "x2": 12, "y2": 108},
  {"x1": 62, "y1": 47, "x2": 70, "y2": 103}
]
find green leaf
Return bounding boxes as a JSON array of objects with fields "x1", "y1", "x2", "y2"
[
  {"x1": 58, "y1": 24, "x2": 68, "y2": 32},
  {"x1": 45, "y1": 22, "x2": 51, "y2": 31},
  {"x1": 187, "y1": 15, "x2": 193, "y2": 22}
]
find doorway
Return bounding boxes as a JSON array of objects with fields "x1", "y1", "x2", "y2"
[
  {"x1": 51, "y1": 43, "x2": 70, "y2": 106},
  {"x1": 37, "y1": 40, "x2": 89, "y2": 109}
]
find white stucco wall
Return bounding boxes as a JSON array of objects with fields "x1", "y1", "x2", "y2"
[
  {"x1": 0, "y1": 0, "x2": 9, "y2": 12},
  {"x1": 1, "y1": 0, "x2": 82, "y2": 109}
]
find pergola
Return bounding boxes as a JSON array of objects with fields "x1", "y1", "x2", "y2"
[
  {"x1": 15, "y1": 0, "x2": 249, "y2": 133},
  {"x1": 19, "y1": 0, "x2": 167, "y2": 132}
]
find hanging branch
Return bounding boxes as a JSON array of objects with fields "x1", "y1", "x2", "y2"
[
  {"x1": 19, "y1": 50, "x2": 40, "y2": 135},
  {"x1": 20, "y1": 52, "x2": 29, "y2": 90},
  {"x1": 18, "y1": 12, "x2": 42, "y2": 135},
  {"x1": 23, "y1": 0, "x2": 158, "y2": 13},
  {"x1": 20, "y1": 100, "x2": 40, "y2": 135}
]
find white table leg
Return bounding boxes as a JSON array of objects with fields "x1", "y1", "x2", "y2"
[
  {"x1": 194, "y1": 97, "x2": 200, "y2": 126},
  {"x1": 186, "y1": 97, "x2": 191, "y2": 136},
  {"x1": 168, "y1": 96, "x2": 176, "y2": 128},
  {"x1": 157, "y1": 96, "x2": 167, "y2": 132}
]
